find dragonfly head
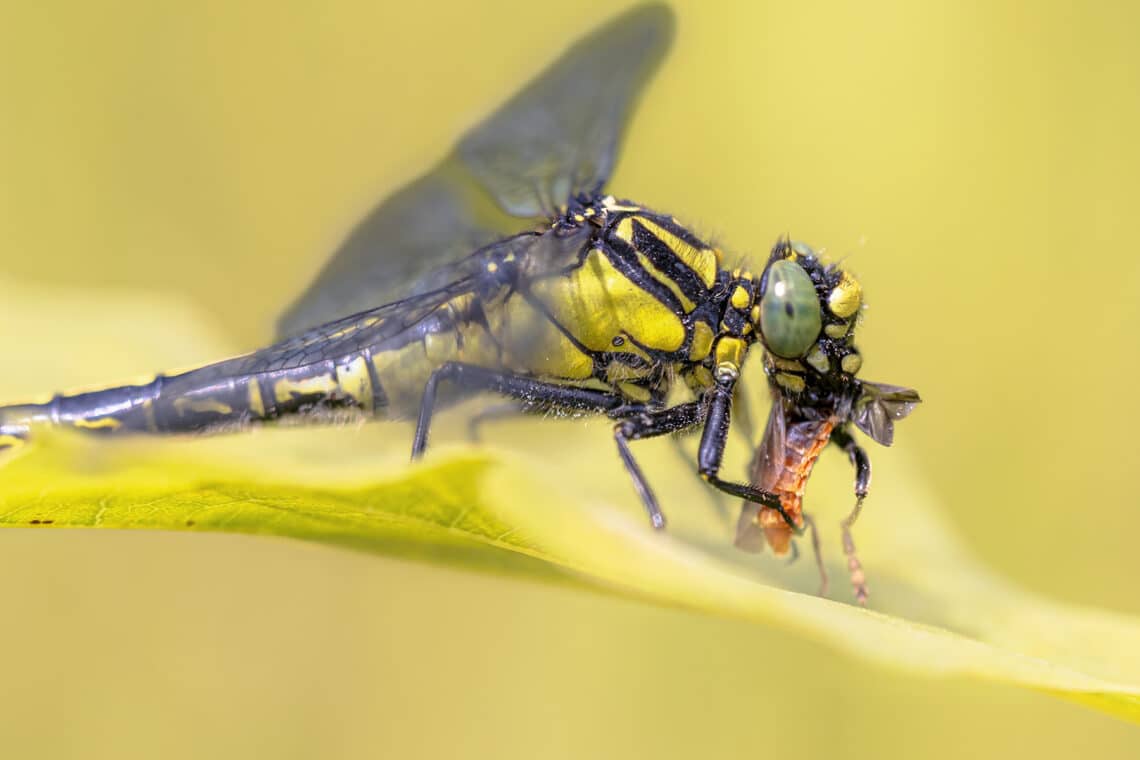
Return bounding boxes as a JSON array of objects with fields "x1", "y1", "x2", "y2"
[
  {"x1": 753, "y1": 239, "x2": 867, "y2": 399},
  {"x1": 752, "y1": 239, "x2": 921, "y2": 444}
]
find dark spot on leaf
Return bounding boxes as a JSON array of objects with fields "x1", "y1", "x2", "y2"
[
  {"x1": 29, "y1": 519, "x2": 40, "y2": 525},
  {"x1": 41, "y1": 519, "x2": 53, "y2": 524},
  {"x1": 185, "y1": 519, "x2": 196, "y2": 527}
]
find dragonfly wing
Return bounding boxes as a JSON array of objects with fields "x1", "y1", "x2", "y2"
[
  {"x1": 245, "y1": 280, "x2": 473, "y2": 375},
  {"x1": 457, "y1": 3, "x2": 675, "y2": 217},
  {"x1": 277, "y1": 4, "x2": 674, "y2": 338},
  {"x1": 276, "y1": 166, "x2": 514, "y2": 339},
  {"x1": 256, "y1": 228, "x2": 589, "y2": 374}
]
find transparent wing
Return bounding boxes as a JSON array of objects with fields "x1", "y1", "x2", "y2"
[
  {"x1": 457, "y1": 3, "x2": 675, "y2": 217},
  {"x1": 252, "y1": 227, "x2": 587, "y2": 374},
  {"x1": 277, "y1": 4, "x2": 674, "y2": 338},
  {"x1": 276, "y1": 166, "x2": 515, "y2": 339},
  {"x1": 749, "y1": 393, "x2": 788, "y2": 494},
  {"x1": 250, "y1": 237, "x2": 512, "y2": 374},
  {"x1": 852, "y1": 382, "x2": 922, "y2": 446},
  {"x1": 735, "y1": 393, "x2": 788, "y2": 553},
  {"x1": 245, "y1": 280, "x2": 475, "y2": 376}
]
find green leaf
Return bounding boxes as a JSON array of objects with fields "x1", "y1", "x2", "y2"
[{"x1": 2, "y1": 277, "x2": 1139, "y2": 724}]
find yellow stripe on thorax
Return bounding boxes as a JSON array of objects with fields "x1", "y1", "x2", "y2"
[
  {"x1": 611, "y1": 217, "x2": 698, "y2": 312},
  {"x1": 633, "y1": 216, "x2": 720, "y2": 289},
  {"x1": 498, "y1": 296, "x2": 595, "y2": 380},
  {"x1": 689, "y1": 321, "x2": 714, "y2": 361},
  {"x1": 635, "y1": 250, "x2": 696, "y2": 312},
  {"x1": 532, "y1": 247, "x2": 686, "y2": 355}
]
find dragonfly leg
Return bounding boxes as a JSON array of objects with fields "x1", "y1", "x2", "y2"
[
  {"x1": 697, "y1": 378, "x2": 797, "y2": 530},
  {"x1": 612, "y1": 402, "x2": 704, "y2": 530},
  {"x1": 831, "y1": 426, "x2": 872, "y2": 604},
  {"x1": 412, "y1": 362, "x2": 625, "y2": 459}
]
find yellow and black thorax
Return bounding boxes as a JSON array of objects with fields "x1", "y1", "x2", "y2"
[
  {"x1": 528, "y1": 203, "x2": 873, "y2": 416},
  {"x1": 504, "y1": 196, "x2": 739, "y2": 405}
]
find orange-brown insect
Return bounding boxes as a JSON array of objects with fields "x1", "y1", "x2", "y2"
[{"x1": 747, "y1": 414, "x2": 835, "y2": 558}]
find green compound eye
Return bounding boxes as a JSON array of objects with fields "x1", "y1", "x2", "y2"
[{"x1": 759, "y1": 260, "x2": 822, "y2": 358}]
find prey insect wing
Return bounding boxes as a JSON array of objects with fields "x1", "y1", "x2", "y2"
[
  {"x1": 852, "y1": 381, "x2": 921, "y2": 446},
  {"x1": 735, "y1": 392, "x2": 788, "y2": 553}
]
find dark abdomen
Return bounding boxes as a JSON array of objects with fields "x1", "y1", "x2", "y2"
[{"x1": 0, "y1": 349, "x2": 388, "y2": 448}]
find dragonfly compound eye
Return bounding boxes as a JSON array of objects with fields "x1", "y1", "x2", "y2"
[{"x1": 758, "y1": 259, "x2": 822, "y2": 358}]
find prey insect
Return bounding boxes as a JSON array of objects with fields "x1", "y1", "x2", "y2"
[{"x1": 0, "y1": 4, "x2": 919, "y2": 602}]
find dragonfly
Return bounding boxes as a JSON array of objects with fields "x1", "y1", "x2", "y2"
[{"x1": 0, "y1": 3, "x2": 918, "y2": 602}]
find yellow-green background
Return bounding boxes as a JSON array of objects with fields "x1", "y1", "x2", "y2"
[{"x1": 1, "y1": 1, "x2": 1137, "y2": 757}]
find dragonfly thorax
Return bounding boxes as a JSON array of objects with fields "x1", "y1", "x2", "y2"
[{"x1": 550, "y1": 199, "x2": 870, "y2": 412}]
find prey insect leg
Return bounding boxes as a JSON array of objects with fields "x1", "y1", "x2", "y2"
[
  {"x1": 800, "y1": 513, "x2": 828, "y2": 597},
  {"x1": 831, "y1": 426, "x2": 872, "y2": 605}
]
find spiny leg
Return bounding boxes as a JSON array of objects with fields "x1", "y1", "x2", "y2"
[
  {"x1": 414, "y1": 362, "x2": 700, "y2": 530},
  {"x1": 613, "y1": 402, "x2": 704, "y2": 529},
  {"x1": 412, "y1": 362, "x2": 627, "y2": 459},
  {"x1": 831, "y1": 426, "x2": 871, "y2": 605},
  {"x1": 697, "y1": 377, "x2": 798, "y2": 530}
]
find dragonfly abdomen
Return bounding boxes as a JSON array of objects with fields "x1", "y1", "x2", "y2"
[
  {"x1": 0, "y1": 348, "x2": 393, "y2": 447},
  {"x1": 0, "y1": 377, "x2": 169, "y2": 451}
]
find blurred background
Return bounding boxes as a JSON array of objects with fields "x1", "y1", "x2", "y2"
[{"x1": 1, "y1": 1, "x2": 1138, "y2": 757}]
